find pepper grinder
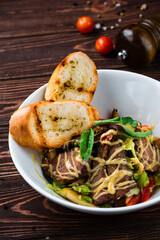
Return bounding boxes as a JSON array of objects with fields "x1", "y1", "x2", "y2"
[{"x1": 115, "y1": 14, "x2": 160, "y2": 68}]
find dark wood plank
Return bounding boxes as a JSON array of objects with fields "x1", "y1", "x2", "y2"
[
  {"x1": 1, "y1": 0, "x2": 160, "y2": 239},
  {"x1": 1, "y1": 178, "x2": 160, "y2": 240}
]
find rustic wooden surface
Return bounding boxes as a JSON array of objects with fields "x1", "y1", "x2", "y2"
[{"x1": 1, "y1": 0, "x2": 160, "y2": 239}]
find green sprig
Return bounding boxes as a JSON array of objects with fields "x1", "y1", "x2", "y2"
[
  {"x1": 80, "y1": 128, "x2": 94, "y2": 161},
  {"x1": 93, "y1": 117, "x2": 152, "y2": 139}
]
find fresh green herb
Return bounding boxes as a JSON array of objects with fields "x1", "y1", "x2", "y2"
[
  {"x1": 120, "y1": 117, "x2": 142, "y2": 128},
  {"x1": 72, "y1": 185, "x2": 91, "y2": 195},
  {"x1": 80, "y1": 128, "x2": 94, "y2": 161},
  {"x1": 93, "y1": 116, "x2": 142, "y2": 128},
  {"x1": 121, "y1": 117, "x2": 134, "y2": 125},
  {"x1": 137, "y1": 171, "x2": 149, "y2": 189},
  {"x1": 121, "y1": 125, "x2": 152, "y2": 139},
  {"x1": 80, "y1": 130, "x2": 90, "y2": 157},
  {"x1": 132, "y1": 120, "x2": 142, "y2": 128},
  {"x1": 79, "y1": 195, "x2": 93, "y2": 203},
  {"x1": 120, "y1": 131, "x2": 134, "y2": 139},
  {"x1": 93, "y1": 117, "x2": 152, "y2": 139},
  {"x1": 93, "y1": 117, "x2": 120, "y2": 127}
]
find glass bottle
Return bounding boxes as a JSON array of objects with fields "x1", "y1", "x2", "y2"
[{"x1": 116, "y1": 14, "x2": 160, "y2": 68}]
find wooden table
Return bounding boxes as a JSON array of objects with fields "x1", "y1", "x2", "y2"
[{"x1": 1, "y1": 0, "x2": 160, "y2": 239}]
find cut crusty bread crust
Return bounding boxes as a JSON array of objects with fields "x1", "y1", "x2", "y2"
[
  {"x1": 45, "y1": 52, "x2": 98, "y2": 104},
  {"x1": 9, "y1": 100, "x2": 99, "y2": 150}
]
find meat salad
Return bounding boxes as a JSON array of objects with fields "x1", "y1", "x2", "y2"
[{"x1": 40, "y1": 110, "x2": 160, "y2": 207}]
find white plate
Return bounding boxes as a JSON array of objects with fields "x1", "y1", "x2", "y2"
[{"x1": 9, "y1": 70, "x2": 160, "y2": 215}]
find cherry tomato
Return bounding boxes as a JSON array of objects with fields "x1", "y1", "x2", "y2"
[
  {"x1": 77, "y1": 16, "x2": 94, "y2": 33},
  {"x1": 95, "y1": 36, "x2": 113, "y2": 55}
]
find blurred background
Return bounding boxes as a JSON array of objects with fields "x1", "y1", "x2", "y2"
[{"x1": 1, "y1": 0, "x2": 160, "y2": 82}]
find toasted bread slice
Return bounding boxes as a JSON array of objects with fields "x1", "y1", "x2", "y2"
[
  {"x1": 45, "y1": 52, "x2": 98, "y2": 104},
  {"x1": 9, "y1": 100, "x2": 99, "y2": 150}
]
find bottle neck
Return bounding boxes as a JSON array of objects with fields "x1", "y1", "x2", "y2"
[{"x1": 140, "y1": 15, "x2": 160, "y2": 49}]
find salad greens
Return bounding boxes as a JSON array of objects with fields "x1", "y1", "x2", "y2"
[
  {"x1": 80, "y1": 116, "x2": 152, "y2": 161},
  {"x1": 137, "y1": 171, "x2": 150, "y2": 189},
  {"x1": 43, "y1": 114, "x2": 160, "y2": 207},
  {"x1": 72, "y1": 184, "x2": 91, "y2": 195},
  {"x1": 92, "y1": 116, "x2": 140, "y2": 127},
  {"x1": 93, "y1": 117, "x2": 152, "y2": 139},
  {"x1": 79, "y1": 195, "x2": 93, "y2": 203}
]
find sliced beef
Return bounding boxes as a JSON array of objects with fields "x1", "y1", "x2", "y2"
[
  {"x1": 135, "y1": 137, "x2": 160, "y2": 172},
  {"x1": 42, "y1": 149, "x2": 57, "y2": 177},
  {"x1": 94, "y1": 126, "x2": 108, "y2": 142},
  {"x1": 52, "y1": 148, "x2": 91, "y2": 184},
  {"x1": 97, "y1": 144, "x2": 108, "y2": 159},
  {"x1": 96, "y1": 128, "x2": 118, "y2": 160},
  {"x1": 90, "y1": 164, "x2": 115, "y2": 206},
  {"x1": 107, "y1": 141, "x2": 125, "y2": 159},
  {"x1": 100, "y1": 129, "x2": 117, "y2": 144},
  {"x1": 92, "y1": 128, "x2": 111, "y2": 158},
  {"x1": 107, "y1": 142, "x2": 137, "y2": 199},
  {"x1": 115, "y1": 196, "x2": 126, "y2": 207},
  {"x1": 115, "y1": 165, "x2": 137, "y2": 198},
  {"x1": 91, "y1": 138, "x2": 113, "y2": 205},
  {"x1": 154, "y1": 137, "x2": 160, "y2": 148},
  {"x1": 42, "y1": 156, "x2": 50, "y2": 177},
  {"x1": 91, "y1": 137, "x2": 136, "y2": 206}
]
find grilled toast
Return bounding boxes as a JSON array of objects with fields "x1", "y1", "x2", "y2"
[
  {"x1": 9, "y1": 100, "x2": 99, "y2": 150},
  {"x1": 45, "y1": 52, "x2": 98, "y2": 104}
]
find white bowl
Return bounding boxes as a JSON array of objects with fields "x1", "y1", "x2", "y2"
[{"x1": 9, "y1": 70, "x2": 160, "y2": 215}]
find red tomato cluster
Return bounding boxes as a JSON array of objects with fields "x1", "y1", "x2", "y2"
[{"x1": 77, "y1": 16, "x2": 113, "y2": 55}]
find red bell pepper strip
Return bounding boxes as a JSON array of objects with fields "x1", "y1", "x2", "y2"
[
  {"x1": 141, "y1": 174, "x2": 154, "y2": 203},
  {"x1": 137, "y1": 124, "x2": 150, "y2": 132},
  {"x1": 126, "y1": 193, "x2": 141, "y2": 206},
  {"x1": 141, "y1": 186, "x2": 151, "y2": 202}
]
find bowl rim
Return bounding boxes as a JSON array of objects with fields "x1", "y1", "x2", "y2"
[{"x1": 9, "y1": 69, "x2": 160, "y2": 214}]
